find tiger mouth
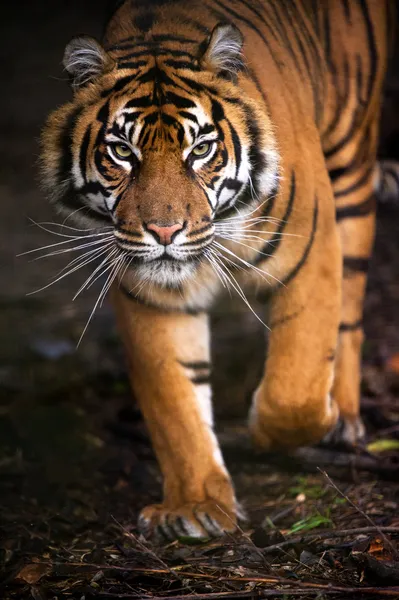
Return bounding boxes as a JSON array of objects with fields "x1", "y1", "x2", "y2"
[{"x1": 122, "y1": 252, "x2": 200, "y2": 265}]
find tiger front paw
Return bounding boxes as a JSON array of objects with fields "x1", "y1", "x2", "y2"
[
  {"x1": 249, "y1": 389, "x2": 339, "y2": 450},
  {"x1": 138, "y1": 501, "x2": 238, "y2": 542}
]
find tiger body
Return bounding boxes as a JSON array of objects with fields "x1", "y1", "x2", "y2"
[{"x1": 41, "y1": 0, "x2": 393, "y2": 540}]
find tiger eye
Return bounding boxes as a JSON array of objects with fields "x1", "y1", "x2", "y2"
[
  {"x1": 112, "y1": 143, "x2": 132, "y2": 159},
  {"x1": 192, "y1": 142, "x2": 211, "y2": 157}
]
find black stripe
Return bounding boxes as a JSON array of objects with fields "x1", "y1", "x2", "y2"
[
  {"x1": 341, "y1": 0, "x2": 352, "y2": 24},
  {"x1": 269, "y1": 307, "x2": 304, "y2": 329},
  {"x1": 187, "y1": 223, "x2": 213, "y2": 238},
  {"x1": 61, "y1": 188, "x2": 110, "y2": 225},
  {"x1": 134, "y1": 11, "x2": 155, "y2": 33},
  {"x1": 336, "y1": 194, "x2": 376, "y2": 220},
  {"x1": 108, "y1": 34, "x2": 202, "y2": 50},
  {"x1": 180, "y1": 360, "x2": 211, "y2": 370},
  {"x1": 324, "y1": 111, "x2": 363, "y2": 160},
  {"x1": 125, "y1": 95, "x2": 154, "y2": 109},
  {"x1": 117, "y1": 60, "x2": 148, "y2": 70},
  {"x1": 120, "y1": 48, "x2": 196, "y2": 62},
  {"x1": 151, "y1": 33, "x2": 200, "y2": 44},
  {"x1": 253, "y1": 171, "x2": 296, "y2": 266},
  {"x1": 57, "y1": 106, "x2": 82, "y2": 186},
  {"x1": 241, "y1": 104, "x2": 266, "y2": 202},
  {"x1": 234, "y1": 0, "x2": 280, "y2": 45},
  {"x1": 359, "y1": 0, "x2": 378, "y2": 107},
  {"x1": 179, "y1": 110, "x2": 199, "y2": 125},
  {"x1": 328, "y1": 126, "x2": 372, "y2": 182},
  {"x1": 334, "y1": 165, "x2": 373, "y2": 198},
  {"x1": 325, "y1": 1, "x2": 377, "y2": 160},
  {"x1": 343, "y1": 256, "x2": 369, "y2": 272},
  {"x1": 323, "y1": 55, "x2": 350, "y2": 138},
  {"x1": 100, "y1": 75, "x2": 135, "y2": 97},
  {"x1": 226, "y1": 118, "x2": 241, "y2": 178},
  {"x1": 79, "y1": 125, "x2": 91, "y2": 184},
  {"x1": 180, "y1": 233, "x2": 214, "y2": 247},
  {"x1": 339, "y1": 320, "x2": 362, "y2": 332},
  {"x1": 191, "y1": 375, "x2": 211, "y2": 385},
  {"x1": 164, "y1": 90, "x2": 196, "y2": 109},
  {"x1": 162, "y1": 59, "x2": 199, "y2": 71},
  {"x1": 281, "y1": 0, "x2": 314, "y2": 84},
  {"x1": 207, "y1": 0, "x2": 283, "y2": 74},
  {"x1": 264, "y1": 0, "x2": 301, "y2": 72},
  {"x1": 282, "y1": 196, "x2": 319, "y2": 286}
]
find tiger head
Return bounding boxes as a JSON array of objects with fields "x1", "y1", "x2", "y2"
[{"x1": 40, "y1": 24, "x2": 279, "y2": 291}]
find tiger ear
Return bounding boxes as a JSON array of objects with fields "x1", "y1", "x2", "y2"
[
  {"x1": 63, "y1": 35, "x2": 116, "y2": 88},
  {"x1": 200, "y1": 23, "x2": 244, "y2": 77}
]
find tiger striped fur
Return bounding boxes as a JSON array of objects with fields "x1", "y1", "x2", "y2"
[{"x1": 40, "y1": 0, "x2": 395, "y2": 541}]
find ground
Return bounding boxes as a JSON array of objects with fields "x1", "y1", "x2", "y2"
[{"x1": 1, "y1": 2, "x2": 399, "y2": 599}]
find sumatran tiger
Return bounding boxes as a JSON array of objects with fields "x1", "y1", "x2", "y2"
[{"x1": 40, "y1": 0, "x2": 397, "y2": 541}]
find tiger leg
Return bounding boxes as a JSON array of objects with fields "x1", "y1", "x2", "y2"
[
  {"x1": 249, "y1": 197, "x2": 341, "y2": 449},
  {"x1": 329, "y1": 164, "x2": 377, "y2": 445},
  {"x1": 112, "y1": 288, "x2": 238, "y2": 541}
]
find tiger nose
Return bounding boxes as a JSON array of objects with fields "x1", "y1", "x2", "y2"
[{"x1": 146, "y1": 222, "x2": 184, "y2": 245}]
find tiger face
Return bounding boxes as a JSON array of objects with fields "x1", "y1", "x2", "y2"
[{"x1": 41, "y1": 25, "x2": 279, "y2": 290}]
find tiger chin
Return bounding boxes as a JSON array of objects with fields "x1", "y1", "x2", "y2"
[{"x1": 40, "y1": 0, "x2": 391, "y2": 542}]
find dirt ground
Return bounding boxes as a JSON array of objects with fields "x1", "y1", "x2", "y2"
[{"x1": 1, "y1": 2, "x2": 399, "y2": 599}]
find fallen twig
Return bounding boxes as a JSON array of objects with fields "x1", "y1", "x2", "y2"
[
  {"x1": 319, "y1": 470, "x2": 399, "y2": 559},
  {"x1": 110, "y1": 516, "x2": 185, "y2": 584},
  {"x1": 295, "y1": 447, "x2": 399, "y2": 475},
  {"x1": 259, "y1": 526, "x2": 399, "y2": 554},
  {"x1": 92, "y1": 585, "x2": 399, "y2": 598},
  {"x1": 222, "y1": 442, "x2": 399, "y2": 477}
]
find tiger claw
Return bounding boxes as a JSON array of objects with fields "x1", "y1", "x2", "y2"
[
  {"x1": 138, "y1": 501, "x2": 238, "y2": 543},
  {"x1": 322, "y1": 416, "x2": 366, "y2": 447}
]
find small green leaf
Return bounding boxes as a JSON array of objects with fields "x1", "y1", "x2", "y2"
[
  {"x1": 367, "y1": 439, "x2": 399, "y2": 454},
  {"x1": 333, "y1": 497, "x2": 346, "y2": 505},
  {"x1": 288, "y1": 514, "x2": 332, "y2": 535}
]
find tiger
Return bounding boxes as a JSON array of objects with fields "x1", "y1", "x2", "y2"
[{"x1": 40, "y1": 0, "x2": 396, "y2": 541}]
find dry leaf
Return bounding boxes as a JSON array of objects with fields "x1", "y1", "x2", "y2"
[{"x1": 15, "y1": 563, "x2": 51, "y2": 584}]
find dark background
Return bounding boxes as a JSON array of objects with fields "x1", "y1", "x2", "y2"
[{"x1": 0, "y1": 2, "x2": 399, "y2": 597}]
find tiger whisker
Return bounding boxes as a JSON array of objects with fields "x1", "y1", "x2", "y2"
[
  {"x1": 19, "y1": 232, "x2": 114, "y2": 257},
  {"x1": 216, "y1": 216, "x2": 284, "y2": 226},
  {"x1": 206, "y1": 247, "x2": 269, "y2": 330},
  {"x1": 77, "y1": 251, "x2": 125, "y2": 347},
  {"x1": 58, "y1": 242, "x2": 114, "y2": 277},
  {"x1": 61, "y1": 205, "x2": 110, "y2": 226},
  {"x1": 74, "y1": 247, "x2": 119, "y2": 298},
  {"x1": 215, "y1": 227, "x2": 302, "y2": 238},
  {"x1": 213, "y1": 240, "x2": 285, "y2": 288},
  {"x1": 203, "y1": 249, "x2": 231, "y2": 292},
  {"x1": 118, "y1": 253, "x2": 135, "y2": 285},
  {"x1": 215, "y1": 234, "x2": 275, "y2": 259},
  {"x1": 100, "y1": 253, "x2": 127, "y2": 305},
  {"x1": 26, "y1": 242, "x2": 114, "y2": 296},
  {"x1": 31, "y1": 236, "x2": 115, "y2": 261},
  {"x1": 33, "y1": 220, "x2": 113, "y2": 233},
  {"x1": 27, "y1": 217, "x2": 112, "y2": 240}
]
